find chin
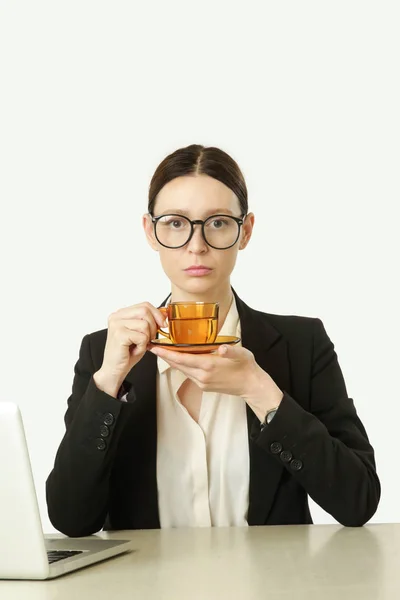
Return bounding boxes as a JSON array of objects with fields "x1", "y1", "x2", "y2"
[{"x1": 174, "y1": 274, "x2": 219, "y2": 297}]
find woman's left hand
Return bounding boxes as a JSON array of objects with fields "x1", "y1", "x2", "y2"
[{"x1": 149, "y1": 343, "x2": 284, "y2": 421}]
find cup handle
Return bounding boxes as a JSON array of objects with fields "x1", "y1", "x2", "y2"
[{"x1": 157, "y1": 307, "x2": 170, "y2": 339}]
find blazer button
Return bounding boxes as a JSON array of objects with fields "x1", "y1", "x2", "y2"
[
  {"x1": 270, "y1": 442, "x2": 283, "y2": 455},
  {"x1": 103, "y1": 413, "x2": 115, "y2": 426},
  {"x1": 100, "y1": 424, "x2": 110, "y2": 438},
  {"x1": 96, "y1": 438, "x2": 107, "y2": 451},
  {"x1": 280, "y1": 450, "x2": 293, "y2": 463},
  {"x1": 290, "y1": 458, "x2": 303, "y2": 471}
]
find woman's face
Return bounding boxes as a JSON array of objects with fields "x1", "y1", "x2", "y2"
[{"x1": 143, "y1": 174, "x2": 254, "y2": 298}]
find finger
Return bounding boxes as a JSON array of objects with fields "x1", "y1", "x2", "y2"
[
  {"x1": 132, "y1": 343, "x2": 148, "y2": 356},
  {"x1": 121, "y1": 318, "x2": 153, "y2": 341},
  {"x1": 217, "y1": 344, "x2": 247, "y2": 359},
  {"x1": 116, "y1": 329, "x2": 149, "y2": 356},
  {"x1": 123, "y1": 309, "x2": 165, "y2": 337},
  {"x1": 217, "y1": 344, "x2": 237, "y2": 357},
  {"x1": 121, "y1": 314, "x2": 159, "y2": 341},
  {"x1": 114, "y1": 302, "x2": 166, "y2": 328}
]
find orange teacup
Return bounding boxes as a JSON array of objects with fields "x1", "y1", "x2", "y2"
[{"x1": 158, "y1": 302, "x2": 219, "y2": 345}]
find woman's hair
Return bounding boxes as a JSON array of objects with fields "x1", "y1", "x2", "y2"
[{"x1": 148, "y1": 144, "x2": 248, "y2": 216}]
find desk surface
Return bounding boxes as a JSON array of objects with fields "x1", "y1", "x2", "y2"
[{"x1": 1, "y1": 523, "x2": 399, "y2": 599}]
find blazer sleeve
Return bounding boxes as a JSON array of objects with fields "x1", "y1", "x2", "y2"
[
  {"x1": 46, "y1": 334, "x2": 135, "y2": 537},
  {"x1": 254, "y1": 317, "x2": 380, "y2": 526}
]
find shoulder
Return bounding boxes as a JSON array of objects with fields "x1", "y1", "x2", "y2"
[
  {"x1": 245, "y1": 306, "x2": 332, "y2": 367},
  {"x1": 240, "y1": 296, "x2": 323, "y2": 339},
  {"x1": 79, "y1": 327, "x2": 108, "y2": 367},
  {"x1": 87, "y1": 327, "x2": 108, "y2": 343},
  {"x1": 259, "y1": 309, "x2": 326, "y2": 349},
  {"x1": 258, "y1": 309, "x2": 318, "y2": 330}
]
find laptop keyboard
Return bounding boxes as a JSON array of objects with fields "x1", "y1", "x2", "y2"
[{"x1": 47, "y1": 550, "x2": 83, "y2": 564}]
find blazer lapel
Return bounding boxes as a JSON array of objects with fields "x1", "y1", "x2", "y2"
[{"x1": 234, "y1": 290, "x2": 293, "y2": 525}]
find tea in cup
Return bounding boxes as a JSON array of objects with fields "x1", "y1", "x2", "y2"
[{"x1": 158, "y1": 302, "x2": 219, "y2": 344}]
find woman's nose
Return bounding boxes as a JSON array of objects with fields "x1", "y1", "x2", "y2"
[{"x1": 186, "y1": 224, "x2": 208, "y2": 253}]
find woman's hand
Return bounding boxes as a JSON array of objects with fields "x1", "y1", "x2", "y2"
[
  {"x1": 150, "y1": 343, "x2": 284, "y2": 421},
  {"x1": 94, "y1": 302, "x2": 166, "y2": 397}
]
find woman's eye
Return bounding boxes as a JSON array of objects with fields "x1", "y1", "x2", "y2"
[
  {"x1": 171, "y1": 220, "x2": 183, "y2": 228},
  {"x1": 162, "y1": 218, "x2": 185, "y2": 228},
  {"x1": 210, "y1": 219, "x2": 225, "y2": 228}
]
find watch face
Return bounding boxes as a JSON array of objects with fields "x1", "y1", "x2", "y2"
[{"x1": 266, "y1": 409, "x2": 277, "y2": 424}]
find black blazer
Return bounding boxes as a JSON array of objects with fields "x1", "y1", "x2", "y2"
[{"x1": 46, "y1": 291, "x2": 380, "y2": 536}]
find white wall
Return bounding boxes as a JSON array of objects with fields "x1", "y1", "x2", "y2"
[{"x1": 0, "y1": 1, "x2": 399, "y2": 532}]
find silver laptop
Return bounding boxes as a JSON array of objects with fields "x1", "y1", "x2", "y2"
[{"x1": 0, "y1": 402, "x2": 133, "y2": 579}]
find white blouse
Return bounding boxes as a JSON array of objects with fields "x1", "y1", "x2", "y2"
[{"x1": 156, "y1": 297, "x2": 250, "y2": 528}]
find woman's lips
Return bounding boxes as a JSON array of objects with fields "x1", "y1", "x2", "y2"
[{"x1": 184, "y1": 266, "x2": 213, "y2": 277}]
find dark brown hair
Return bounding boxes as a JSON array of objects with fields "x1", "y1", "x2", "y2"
[{"x1": 148, "y1": 144, "x2": 248, "y2": 216}]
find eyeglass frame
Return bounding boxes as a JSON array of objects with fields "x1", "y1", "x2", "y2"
[{"x1": 150, "y1": 213, "x2": 247, "y2": 250}]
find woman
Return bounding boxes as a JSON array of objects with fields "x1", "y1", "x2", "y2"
[{"x1": 46, "y1": 144, "x2": 380, "y2": 536}]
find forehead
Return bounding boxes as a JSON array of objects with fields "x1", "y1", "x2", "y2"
[{"x1": 154, "y1": 174, "x2": 241, "y2": 216}]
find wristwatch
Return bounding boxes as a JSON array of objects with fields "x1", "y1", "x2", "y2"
[{"x1": 260, "y1": 407, "x2": 279, "y2": 430}]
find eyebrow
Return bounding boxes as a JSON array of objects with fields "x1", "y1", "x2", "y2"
[{"x1": 156, "y1": 208, "x2": 236, "y2": 217}]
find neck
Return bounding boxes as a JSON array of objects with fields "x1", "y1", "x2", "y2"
[{"x1": 170, "y1": 280, "x2": 234, "y2": 330}]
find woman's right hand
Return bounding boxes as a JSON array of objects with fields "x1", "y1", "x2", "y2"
[{"x1": 93, "y1": 302, "x2": 166, "y2": 397}]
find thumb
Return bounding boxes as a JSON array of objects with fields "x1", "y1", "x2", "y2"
[{"x1": 217, "y1": 343, "x2": 241, "y2": 358}]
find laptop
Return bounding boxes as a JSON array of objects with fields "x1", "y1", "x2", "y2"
[{"x1": 0, "y1": 402, "x2": 133, "y2": 579}]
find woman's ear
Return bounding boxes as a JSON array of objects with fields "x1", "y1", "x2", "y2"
[
  {"x1": 143, "y1": 214, "x2": 159, "y2": 251},
  {"x1": 239, "y1": 212, "x2": 255, "y2": 250}
]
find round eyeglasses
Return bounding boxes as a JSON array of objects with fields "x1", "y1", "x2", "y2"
[{"x1": 151, "y1": 213, "x2": 245, "y2": 250}]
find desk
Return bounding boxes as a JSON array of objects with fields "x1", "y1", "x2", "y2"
[{"x1": 1, "y1": 524, "x2": 399, "y2": 599}]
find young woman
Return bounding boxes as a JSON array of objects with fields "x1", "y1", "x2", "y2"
[{"x1": 46, "y1": 144, "x2": 380, "y2": 536}]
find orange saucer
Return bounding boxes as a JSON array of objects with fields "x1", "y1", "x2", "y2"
[{"x1": 149, "y1": 335, "x2": 241, "y2": 354}]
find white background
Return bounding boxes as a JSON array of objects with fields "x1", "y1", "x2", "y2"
[{"x1": 0, "y1": 1, "x2": 399, "y2": 533}]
